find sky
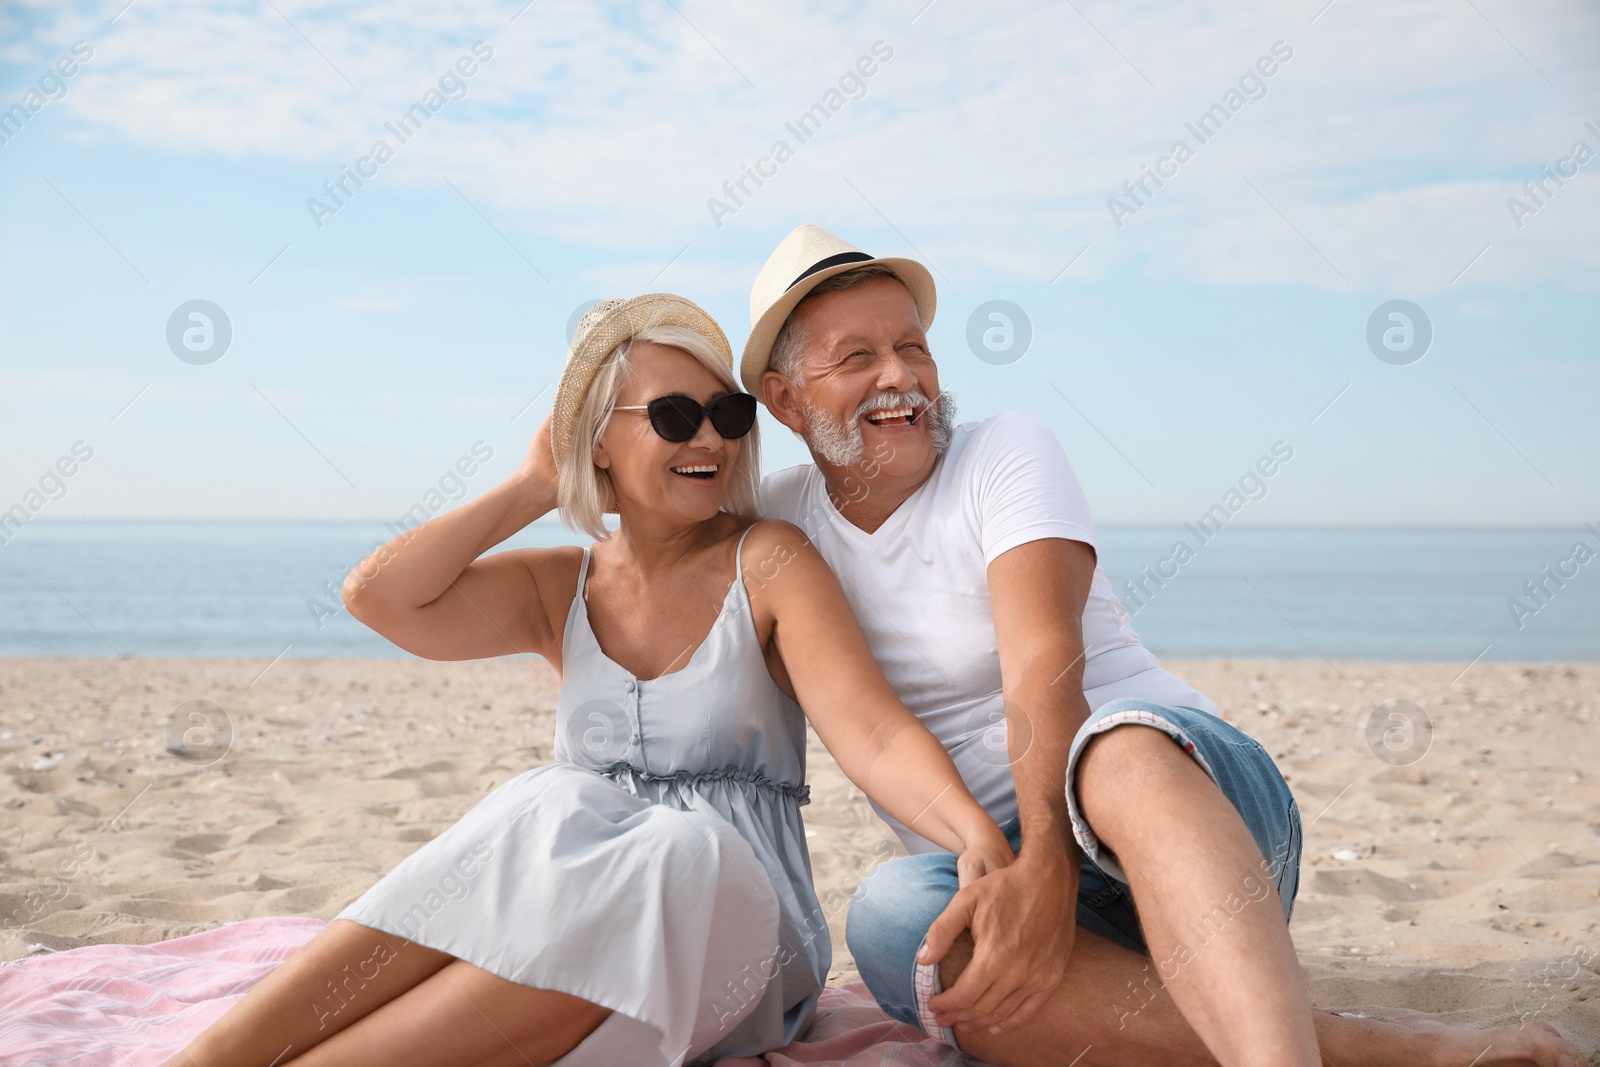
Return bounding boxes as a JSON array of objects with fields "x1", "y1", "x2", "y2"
[{"x1": 1, "y1": 0, "x2": 1597, "y2": 529}]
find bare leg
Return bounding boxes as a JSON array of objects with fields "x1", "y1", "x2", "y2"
[
  {"x1": 938, "y1": 725, "x2": 1584, "y2": 1067},
  {"x1": 943, "y1": 925, "x2": 1220, "y2": 1067},
  {"x1": 284, "y1": 957, "x2": 611, "y2": 1067},
  {"x1": 942, "y1": 927, "x2": 1581, "y2": 1067},
  {"x1": 161, "y1": 919, "x2": 456, "y2": 1066},
  {"x1": 1072, "y1": 723, "x2": 1320, "y2": 1067},
  {"x1": 161, "y1": 918, "x2": 612, "y2": 1067}
]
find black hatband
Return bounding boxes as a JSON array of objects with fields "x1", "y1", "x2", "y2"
[{"x1": 787, "y1": 251, "x2": 875, "y2": 290}]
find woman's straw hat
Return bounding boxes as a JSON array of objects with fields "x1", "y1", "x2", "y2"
[
  {"x1": 739, "y1": 224, "x2": 937, "y2": 395},
  {"x1": 550, "y1": 293, "x2": 733, "y2": 467}
]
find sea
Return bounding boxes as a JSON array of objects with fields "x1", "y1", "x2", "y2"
[{"x1": 0, "y1": 521, "x2": 1595, "y2": 662}]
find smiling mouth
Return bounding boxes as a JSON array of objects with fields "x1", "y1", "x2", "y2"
[
  {"x1": 671, "y1": 464, "x2": 719, "y2": 480},
  {"x1": 863, "y1": 405, "x2": 919, "y2": 428}
]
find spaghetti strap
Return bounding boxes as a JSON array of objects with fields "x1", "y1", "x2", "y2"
[
  {"x1": 575, "y1": 545, "x2": 592, "y2": 601},
  {"x1": 733, "y1": 522, "x2": 758, "y2": 586}
]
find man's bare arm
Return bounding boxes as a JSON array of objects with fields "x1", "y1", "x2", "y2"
[{"x1": 924, "y1": 536, "x2": 1097, "y2": 1036}]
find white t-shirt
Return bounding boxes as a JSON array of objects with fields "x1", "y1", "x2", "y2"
[{"x1": 760, "y1": 410, "x2": 1218, "y2": 853}]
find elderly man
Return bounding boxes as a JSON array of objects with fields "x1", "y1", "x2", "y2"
[{"x1": 737, "y1": 224, "x2": 1580, "y2": 1067}]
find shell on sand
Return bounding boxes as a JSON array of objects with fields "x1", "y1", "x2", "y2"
[{"x1": 0, "y1": 657, "x2": 1595, "y2": 1055}]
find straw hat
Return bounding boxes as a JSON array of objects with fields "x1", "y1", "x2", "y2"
[
  {"x1": 550, "y1": 293, "x2": 733, "y2": 467},
  {"x1": 740, "y1": 224, "x2": 937, "y2": 395}
]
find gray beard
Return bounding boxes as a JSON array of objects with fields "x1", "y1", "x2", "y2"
[{"x1": 799, "y1": 390, "x2": 957, "y2": 469}]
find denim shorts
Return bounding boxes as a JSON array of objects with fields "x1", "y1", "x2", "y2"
[{"x1": 844, "y1": 697, "x2": 1302, "y2": 1049}]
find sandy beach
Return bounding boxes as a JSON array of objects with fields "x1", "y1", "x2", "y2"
[{"x1": 1, "y1": 656, "x2": 1596, "y2": 1057}]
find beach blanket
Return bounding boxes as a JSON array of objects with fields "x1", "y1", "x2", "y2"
[{"x1": 0, "y1": 917, "x2": 982, "y2": 1066}]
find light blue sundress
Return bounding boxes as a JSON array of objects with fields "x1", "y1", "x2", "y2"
[{"x1": 336, "y1": 524, "x2": 829, "y2": 1065}]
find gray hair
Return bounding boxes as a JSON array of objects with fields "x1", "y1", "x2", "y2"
[
  {"x1": 767, "y1": 264, "x2": 920, "y2": 383},
  {"x1": 558, "y1": 324, "x2": 762, "y2": 541}
]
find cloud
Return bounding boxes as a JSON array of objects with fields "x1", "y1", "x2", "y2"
[{"x1": 8, "y1": 0, "x2": 1599, "y2": 294}]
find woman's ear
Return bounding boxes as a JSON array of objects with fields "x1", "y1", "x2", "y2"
[{"x1": 591, "y1": 439, "x2": 611, "y2": 471}]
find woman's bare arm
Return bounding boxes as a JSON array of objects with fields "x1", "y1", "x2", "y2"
[
  {"x1": 341, "y1": 420, "x2": 565, "y2": 661},
  {"x1": 745, "y1": 521, "x2": 1011, "y2": 864}
]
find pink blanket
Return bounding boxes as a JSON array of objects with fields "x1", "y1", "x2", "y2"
[{"x1": 0, "y1": 917, "x2": 979, "y2": 1065}]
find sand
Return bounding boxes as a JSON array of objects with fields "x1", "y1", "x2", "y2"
[{"x1": 1, "y1": 656, "x2": 1596, "y2": 1057}]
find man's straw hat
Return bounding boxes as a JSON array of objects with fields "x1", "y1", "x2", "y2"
[
  {"x1": 740, "y1": 224, "x2": 937, "y2": 395},
  {"x1": 550, "y1": 293, "x2": 732, "y2": 467}
]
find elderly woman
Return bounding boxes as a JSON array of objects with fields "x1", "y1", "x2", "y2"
[{"x1": 163, "y1": 294, "x2": 1012, "y2": 1067}]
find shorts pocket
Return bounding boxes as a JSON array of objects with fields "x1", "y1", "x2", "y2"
[{"x1": 1082, "y1": 882, "x2": 1126, "y2": 909}]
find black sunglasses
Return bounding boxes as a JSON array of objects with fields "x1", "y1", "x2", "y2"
[{"x1": 613, "y1": 392, "x2": 758, "y2": 443}]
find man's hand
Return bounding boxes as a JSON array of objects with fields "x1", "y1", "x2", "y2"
[{"x1": 920, "y1": 848, "x2": 1078, "y2": 1036}]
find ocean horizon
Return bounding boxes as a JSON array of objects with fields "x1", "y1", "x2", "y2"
[{"x1": 1, "y1": 519, "x2": 1595, "y2": 662}]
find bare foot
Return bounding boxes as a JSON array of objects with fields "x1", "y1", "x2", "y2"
[{"x1": 1395, "y1": 1016, "x2": 1586, "y2": 1067}]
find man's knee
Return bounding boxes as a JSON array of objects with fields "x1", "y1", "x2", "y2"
[
  {"x1": 845, "y1": 858, "x2": 934, "y2": 960},
  {"x1": 845, "y1": 855, "x2": 957, "y2": 1020},
  {"x1": 1077, "y1": 720, "x2": 1209, "y2": 824},
  {"x1": 1071, "y1": 703, "x2": 1302, "y2": 924}
]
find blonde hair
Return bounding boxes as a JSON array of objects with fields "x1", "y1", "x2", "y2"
[{"x1": 557, "y1": 324, "x2": 762, "y2": 540}]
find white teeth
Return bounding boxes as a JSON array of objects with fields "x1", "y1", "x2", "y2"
[
  {"x1": 865, "y1": 407, "x2": 914, "y2": 423},
  {"x1": 671, "y1": 465, "x2": 719, "y2": 474}
]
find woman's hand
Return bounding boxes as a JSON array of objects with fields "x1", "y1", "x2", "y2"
[
  {"x1": 955, "y1": 835, "x2": 1015, "y2": 889},
  {"x1": 341, "y1": 413, "x2": 566, "y2": 662},
  {"x1": 513, "y1": 412, "x2": 560, "y2": 515}
]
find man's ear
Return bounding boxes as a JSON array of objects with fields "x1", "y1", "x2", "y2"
[{"x1": 761, "y1": 369, "x2": 807, "y2": 434}]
